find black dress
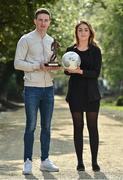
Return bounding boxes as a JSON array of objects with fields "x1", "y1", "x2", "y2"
[{"x1": 65, "y1": 44, "x2": 102, "y2": 112}]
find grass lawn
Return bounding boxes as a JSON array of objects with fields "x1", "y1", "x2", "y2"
[
  {"x1": 101, "y1": 96, "x2": 123, "y2": 111},
  {"x1": 101, "y1": 102, "x2": 123, "y2": 111},
  {"x1": 100, "y1": 96, "x2": 123, "y2": 122}
]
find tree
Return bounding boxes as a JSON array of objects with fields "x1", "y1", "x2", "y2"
[{"x1": 93, "y1": 0, "x2": 123, "y2": 92}]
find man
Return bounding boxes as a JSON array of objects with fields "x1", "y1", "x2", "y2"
[{"x1": 14, "y1": 8, "x2": 60, "y2": 174}]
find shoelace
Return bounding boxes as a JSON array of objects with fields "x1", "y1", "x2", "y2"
[
  {"x1": 46, "y1": 159, "x2": 54, "y2": 165},
  {"x1": 25, "y1": 160, "x2": 31, "y2": 168}
]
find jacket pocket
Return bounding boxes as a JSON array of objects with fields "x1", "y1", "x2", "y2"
[
  {"x1": 30, "y1": 71, "x2": 42, "y2": 82},
  {"x1": 24, "y1": 72, "x2": 31, "y2": 81}
]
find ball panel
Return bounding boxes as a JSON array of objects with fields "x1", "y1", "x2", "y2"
[{"x1": 62, "y1": 51, "x2": 81, "y2": 70}]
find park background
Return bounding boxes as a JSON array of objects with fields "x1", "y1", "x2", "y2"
[
  {"x1": 0, "y1": 1, "x2": 123, "y2": 179},
  {"x1": 0, "y1": 0, "x2": 123, "y2": 110}
]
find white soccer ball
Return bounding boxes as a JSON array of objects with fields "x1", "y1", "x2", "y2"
[{"x1": 62, "y1": 51, "x2": 81, "y2": 70}]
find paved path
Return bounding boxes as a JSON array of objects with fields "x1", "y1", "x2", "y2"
[{"x1": 0, "y1": 96, "x2": 123, "y2": 179}]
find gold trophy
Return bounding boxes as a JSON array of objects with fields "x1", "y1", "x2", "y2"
[{"x1": 45, "y1": 39, "x2": 61, "y2": 67}]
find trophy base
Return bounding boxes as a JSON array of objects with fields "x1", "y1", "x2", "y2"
[{"x1": 44, "y1": 62, "x2": 61, "y2": 67}]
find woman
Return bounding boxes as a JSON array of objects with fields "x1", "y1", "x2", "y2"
[{"x1": 64, "y1": 20, "x2": 102, "y2": 171}]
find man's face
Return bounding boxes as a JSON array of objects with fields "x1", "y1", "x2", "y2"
[{"x1": 34, "y1": 13, "x2": 50, "y2": 32}]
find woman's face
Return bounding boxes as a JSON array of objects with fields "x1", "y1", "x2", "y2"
[{"x1": 77, "y1": 23, "x2": 90, "y2": 42}]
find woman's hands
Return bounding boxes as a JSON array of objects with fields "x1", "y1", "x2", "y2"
[{"x1": 65, "y1": 67, "x2": 83, "y2": 74}]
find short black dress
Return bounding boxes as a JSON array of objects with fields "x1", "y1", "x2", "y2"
[{"x1": 65, "y1": 44, "x2": 102, "y2": 112}]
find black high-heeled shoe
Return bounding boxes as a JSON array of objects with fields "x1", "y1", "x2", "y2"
[
  {"x1": 77, "y1": 164, "x2": 85, "y2": 171},
  {"x1": 92, "y1": 164, "x2": 100, "y2": 172}
]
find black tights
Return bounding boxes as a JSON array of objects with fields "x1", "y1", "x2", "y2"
[{"x1": 71, "y1": 111, "x2": 99, "y2": 165}]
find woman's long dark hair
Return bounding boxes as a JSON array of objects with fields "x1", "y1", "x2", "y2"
[{"x1": 75, "y1": 20, "x2": 98, "y2": 47}]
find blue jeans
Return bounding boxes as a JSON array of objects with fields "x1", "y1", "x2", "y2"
[{"x1": 23, "y1": 86, "x2": 54, "y2": 161}]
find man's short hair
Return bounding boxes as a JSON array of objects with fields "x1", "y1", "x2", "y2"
[{"x1": 35, "y1": 8, "x2": 51, "y2": 19}]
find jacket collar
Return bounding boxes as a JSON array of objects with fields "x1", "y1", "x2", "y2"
[{"x1": 34, "y1": 29, "x2": 48, "y2": 40}]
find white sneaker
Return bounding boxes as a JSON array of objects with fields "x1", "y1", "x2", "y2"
[
  {"x1": 40, "y1": 158, "x2": 59, "y2": 172},
  {"x1": 23, "y1": 158, "x2": 32, "y2": 175}
]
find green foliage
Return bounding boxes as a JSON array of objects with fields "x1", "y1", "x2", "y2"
[
  {"x1": 0, "y1": 0, "x2": 84, "y2": 63},
  {"x1": 90, "y1": 0, "x2": 123, "y2": 90},
  {"x1": 0, "y1": 0, "x2": 33, "y2": 63},
  {"x1": 1, "y1": 0, "x2": 123, "y2": 97}
]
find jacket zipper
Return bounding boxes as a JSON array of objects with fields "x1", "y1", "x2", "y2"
[{"x1": 41, "y1": 37, "x2": 47, "y2": 87}]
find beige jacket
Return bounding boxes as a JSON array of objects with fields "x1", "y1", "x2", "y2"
[{"x1": 14, "y1": 29, "x2": 54, "y2": 87}]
